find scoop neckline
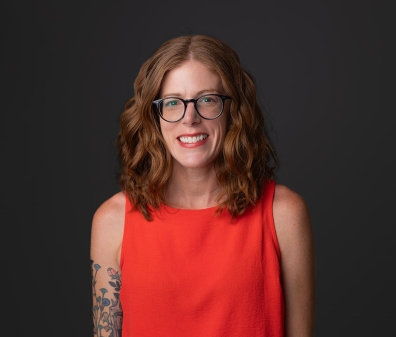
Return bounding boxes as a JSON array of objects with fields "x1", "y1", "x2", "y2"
[{"x1": 161, "y1": 203, "x2": 219, "y2": 213}]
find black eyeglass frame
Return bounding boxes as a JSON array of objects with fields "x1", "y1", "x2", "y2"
[{"x1": 152, "y1": 94, "x2": 232, "y2": 123}]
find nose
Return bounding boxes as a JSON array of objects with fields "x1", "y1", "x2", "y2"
[{"x1": 182, "y1": 101, "x2": 201, "y2": 125}]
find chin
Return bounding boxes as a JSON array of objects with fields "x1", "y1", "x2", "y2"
[{"x1": 173, "y1": 157, "x2": 216, "y2": 170}]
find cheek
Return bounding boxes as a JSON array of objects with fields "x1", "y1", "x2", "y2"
[
  {"x1": 159, "y1": 122, "x2": 174, "y2": 148},
  {"x1": 159, "y1": 120, "x2": 168, "y2": 138}
]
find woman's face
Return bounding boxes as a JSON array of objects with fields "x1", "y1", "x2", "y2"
[{"x1": 159, "y1": 60, "x2": 229, "y2": 171}]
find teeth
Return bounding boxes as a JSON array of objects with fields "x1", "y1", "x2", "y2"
[{"x1": 179, "y1": 134, "x2": 208, "y2": 143}]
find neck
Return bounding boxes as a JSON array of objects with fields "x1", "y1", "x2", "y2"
[{"x1": 165, "y1": 164, "x2": 222, "y2": 209}]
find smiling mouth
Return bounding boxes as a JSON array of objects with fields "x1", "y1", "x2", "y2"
[{"x1": 178, "y1": 134, "x2": 208, "y2": 144}]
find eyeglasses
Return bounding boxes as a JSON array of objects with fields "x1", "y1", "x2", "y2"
[{"x1": 152, "y1": 94, "x2": 231, "y2": 123}]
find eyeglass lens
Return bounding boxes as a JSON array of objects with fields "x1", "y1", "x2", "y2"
[{"x1": 160, "y1": 95, "x2": 223, "y2": 121}]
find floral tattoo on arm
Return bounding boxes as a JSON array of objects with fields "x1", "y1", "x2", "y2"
[{"x1": 91, "y1": 260, "x2": 123, "y2": 337}]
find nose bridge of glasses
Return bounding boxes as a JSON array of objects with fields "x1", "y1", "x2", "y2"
[
  {"x1": 179, "y1": 99, "x2": 200, "y2": 123},
  {"x1": 184, "y1": 98, "x2": 200, "y2": 114}
]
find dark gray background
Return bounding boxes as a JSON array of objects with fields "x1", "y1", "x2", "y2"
[{"x1": 1, "y1": 0, "x2": 393, "y2": 336}]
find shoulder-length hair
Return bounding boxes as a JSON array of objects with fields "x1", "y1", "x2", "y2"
[{"x1": 116, "y1": 34, "x2": 278, "y2": 220}]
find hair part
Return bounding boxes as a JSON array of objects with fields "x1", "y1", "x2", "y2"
[{"x1": 116, "y1": 34, "x2": 278, "y2": 220}]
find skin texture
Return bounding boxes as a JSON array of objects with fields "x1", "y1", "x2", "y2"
[
  {"x1": 90, "y1": 60, "x2": 315, "y2": 336},
  {"x1": 273, "y1": 185, "x2": 315, "y2": 337},
  {"x1": 91, "y1": 192, "x2": 125, "y2": 337},
  {"x1": 159, "y1": 60, "x2": 228, "y2": 171},
  {"x1": 159, "y1": 60, "x2": 230, "y2": 209}
]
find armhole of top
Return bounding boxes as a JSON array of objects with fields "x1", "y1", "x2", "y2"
[
  {"x1": 267, "y1": 180, "x2": 282, "y2": 259},
  {"x1": 119, "y1": 193, "x2": 129, "y2": 271}
]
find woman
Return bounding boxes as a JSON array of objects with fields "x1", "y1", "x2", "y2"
[{"x1": 91, "y1": 35, "x2": 315, "y2": 337}]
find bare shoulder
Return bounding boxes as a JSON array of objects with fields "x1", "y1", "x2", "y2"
[
  {"x1": 92, "y1": 191, "x2": 126, "y2": 231},
  {"x1": 90, "y1": 192, "x2": 125, "y2": 332},
  {"x1": 91, "y1": 191, "x2": 126, "y2": 264},
  {"x1": 273, "y1": 184, "x2": 313, "y2": 251},
  {"x1": 273, "y1": 184, "x2": 311, "y2": 226},
  {"x1": 273, "y1": 184, "x2": 315, "y2": 336}
]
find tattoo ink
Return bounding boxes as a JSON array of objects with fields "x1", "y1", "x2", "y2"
[{"x1": 91, "y1": 260, "x2": 123, "y2": 337}]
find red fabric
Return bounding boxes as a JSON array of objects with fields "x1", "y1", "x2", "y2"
[{"x1": 120, "y1": 180, "x2": 284, "y2": 336}]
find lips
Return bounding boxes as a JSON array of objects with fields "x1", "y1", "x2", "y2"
[{"x1": 178, "y1": 134, "x2": 208, "y2": 144}]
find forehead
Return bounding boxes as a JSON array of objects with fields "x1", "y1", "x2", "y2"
[{"x1": 160, "y1": 60, "x2": 224, "y2": 97}]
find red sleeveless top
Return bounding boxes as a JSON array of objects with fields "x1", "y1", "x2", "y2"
[{"x1": 120, "y1": 180, "x2": 284, "y2": 336}]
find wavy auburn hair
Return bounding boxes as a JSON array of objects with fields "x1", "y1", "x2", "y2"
[{"x1": 116, "y1": 34, "x2": 278, "y2": 220}]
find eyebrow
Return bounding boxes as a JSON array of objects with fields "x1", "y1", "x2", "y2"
[{"x1": 161, "y1": 89, "x2": 222, "y2": 98}]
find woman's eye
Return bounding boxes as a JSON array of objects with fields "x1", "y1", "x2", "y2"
[
  {"x1": 165, "y1": 100, "x2": 180, "y2": 107},
  {"x1": 200, "y1": 95, "x2": 219, "y2": 104}
]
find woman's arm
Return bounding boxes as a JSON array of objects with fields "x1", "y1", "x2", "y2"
[
  {"x1": 273, "y1": 184, "x2": 315, "y2": 337},
  {"x1": 90, "y1": 192, "x2": 125, "y2": 337}
]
